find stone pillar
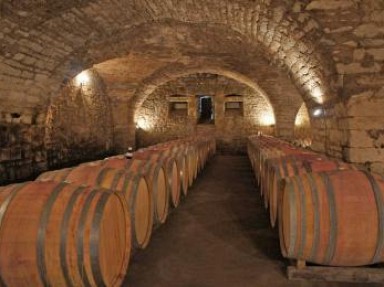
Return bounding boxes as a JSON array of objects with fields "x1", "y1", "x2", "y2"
[
  {"x1": 187, "y1": 95, "x2": 197, "y2": 119},
  {"x1": 341, "y1": 90, "x2": 384, "y2": 174},
  {"x1": 214, "y1": 92, "x2": 225, "y2": 121},
  {"x1": 112, "y1": 99, "x2": 136, "y2": 153}
]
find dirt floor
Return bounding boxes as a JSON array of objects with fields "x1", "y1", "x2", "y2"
[{"x1": 123, "y1": 156, "x2": 381, "y2": 287}]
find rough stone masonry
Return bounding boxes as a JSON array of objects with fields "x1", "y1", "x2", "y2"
[{"x1": 0, "y1": 0, "x2": 383, "y2": 183}]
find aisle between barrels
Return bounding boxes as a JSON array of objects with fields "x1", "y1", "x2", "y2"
[{"x1": 123, "y1": 156, "x2": 380, "y2": 287}]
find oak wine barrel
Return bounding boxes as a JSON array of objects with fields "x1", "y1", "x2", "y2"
[
  {"x1": 37, "y1": 165, "x2": 154, "y2": 248},
  {"x1": 80, "y1": 156, "x2": 169, "y2": 226},
  {"x1": 147, "y1": 146, "x2": 189, "y2": 196},
  {"x1": 268, "y1": 156, "x2": 354, "y2": 227},
  {"x1": 0, "y1": 181, "x2": 130, "y2": 287},
  {"x1": 133, "y1": 150, "x2": 181, "y2": 208},
  {"x1": 279, "y1": 170, "x2": 384, "y2": 266}
]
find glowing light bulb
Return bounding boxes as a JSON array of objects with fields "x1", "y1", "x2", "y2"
[
  {"x1": 75, "y1": 71, "x2": 90, "y2": 86},
  {"x1": 259, "y1": 111, "x2": 276, "y2": 126},
  {"x1": 312, "y1": 107, "x2": 323, "y2": 117},
  {"x1": 136, "y1": 117, "x2": 149, "y2": 130}
]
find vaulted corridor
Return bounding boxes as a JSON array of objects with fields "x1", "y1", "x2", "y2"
[{"x1": 123, "y1": 156, "x2": 378, "y2": 287}]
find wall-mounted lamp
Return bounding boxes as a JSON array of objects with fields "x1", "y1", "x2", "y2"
[
  {"x1": 75, "y1": 71, "x2": 90, "y2": 86},
  {"x1": 136, "y1": 117, "x2": 149, "y2": 130},
  {"x1": 259, "y1": 111, "x2": 276, "y2": 126},
  {"x1": 312, "y1": 107, "x2": 324, "y2": 117}
]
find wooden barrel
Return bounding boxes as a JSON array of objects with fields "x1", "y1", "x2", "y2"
[
  {"x1": 0, "y1": 181, "x2": 130, "y2": 286},
  {"x1": 260, "y1": 147, "x2": 316, "y2": 203},
  {"x1": 247, "y1": 141, "x2": 259, "y2": 182},
  {"x1": 124, "y1": 159, "x2": 168, "y2": 225},
  {"x1": 37, "y1": 165, "x2": 154, "y2": 249},
  {"x1": 268, "y1": 157, "x2": 355, "y2": 227},
  {"x1": 208, "y1": 137, "x2": 216, "y2": 157},
  {"x1": 279, "y1": 170, "x2": 384, "y2": 266},
  {"x1": 185, "y1": 145, "x2": 198, "y2": 185},
  {"x1": 262, "y1": 153, "x2": 326, "y2": 207},
  {"x1": 247, "y1": 135, "x2": 317, "y2": 193},
  {"x1": 247, "y1": 141, "x2": 256, "y2": 170},
  {"x1": 248, "y1": 134, "x2": 304, "y2": 178},
  {"x1": 259, "y1": 148, "x2": 285, "y2": 196},
  {"x1": 154, "y1": 141, "x2": 198, "y2": 186},
  {"x1": 81, "y1": 156, "x2": 169, "y2": 226},
  {"x1": 264, "y1": 154, "x2": 327, "y2": 190},
  {"x1": 160, "y1": 144, "x2": 197, "y2": 187},
  {"x1": 195, "y1": 140, "x2": 211, "y2": 172},
  {"x1": 133, "y1": 150, "x2": 181, "y2": 208},
  {"x1": 161, "y1": 141, "x2": 198, "y2": 184},
  {"x1": 147, "y1": 146, "x2": 189, "y2": 196},
  {"x1": 175, "y1": 151, "x2": 188, "y2": 196},
  {"x1": 170, "y1": 139, "x2": 207, "y2": 180},
  {"x1": 168, "y1": 150, "x2": 189, "y2": 196}
]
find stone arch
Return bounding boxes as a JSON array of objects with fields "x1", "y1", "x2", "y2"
[
  {"x1": 125, "y1": 59, "x2": 303, "y2": 140},
  {"x1": 293, "y1": 102, "x2": 312, "y2": 147},
  {"x1": 135, "y1": 72, "x2": 276, "y2": 150},
  {"x1": 0, "y1": 2, "x2": 336, "y2": 108},
  {"x1": 129, "y1": 64, "x2": 276, "y2": 120},
  {"x1": 44, "y1": 68, "x2": 114, "y2": 168},
  {"x1": 71, "y1": 19, "x2": 334, "y2": 107}
]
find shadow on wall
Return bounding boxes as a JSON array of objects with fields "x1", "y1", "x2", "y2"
[{"x1": 0, "y1": 112, "x2": 45, "y2": 184}]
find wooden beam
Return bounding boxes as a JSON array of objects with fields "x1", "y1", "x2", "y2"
[{"x1": 287, "y1": 266, "x2": 384, "y2": 283}]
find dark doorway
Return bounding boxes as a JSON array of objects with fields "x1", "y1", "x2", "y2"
[{"x1": 198, "y1": 96, "x2": 214, "y2": 124}]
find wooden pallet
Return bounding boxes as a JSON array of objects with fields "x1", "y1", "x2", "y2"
[{"x1": 287, "y1": 260, "x2": 384, "y2": 284}]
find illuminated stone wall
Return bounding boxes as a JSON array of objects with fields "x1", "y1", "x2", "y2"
[
  {"x1": 293, "y1": 103, "x2": 312, "y2": 146},
  {"x1": 45, "y1": 69, "x2": 114, "y2": 168},
  {"x1": 0, "y1": 0, "x2": 383, "y2": 177},
  {"x1": 0, "y1": 69, "x2": 114, "y2": 184},
  {"x1": 135, "y1": 74, "x2": 276, "y2": 154},
  {"x1": 341, "y1": 88, "x2": 384, "y2": 173}
]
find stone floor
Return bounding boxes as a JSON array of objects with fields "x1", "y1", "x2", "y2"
[{"x1": 123, "y1": 156, "x2": 381, "y2": 287}]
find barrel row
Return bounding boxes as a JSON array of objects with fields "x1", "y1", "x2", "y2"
[
  {"x1": 249, "y1": 135, "x2": 356, "y2": 226},
  {"x1": 0, "y1": 135, "x2": 216, "y2": 287},
  {"x1": 248, "y1": 135, "x2": 384, "y2": 267}
]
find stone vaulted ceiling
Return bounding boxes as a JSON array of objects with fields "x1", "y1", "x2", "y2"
[
  {"x1": 0, "y1": 0, "x2": 340, "y2": 110},
  {"x1": 0, "y1": 0, "x2": 383, "y2": 113}
]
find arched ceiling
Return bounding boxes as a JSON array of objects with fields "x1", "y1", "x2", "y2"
[
  {"x1": 136, "y1": 72, "x2": 276, "y2": 130},
  {"x1": 0, "y1": 0, "x2": 337, "y2": 111},
  {"x1": 88, "y1": 21, "x2": 305, "y2": 127},
  {"x1": 129, "y1": 65, "x2": 276, "y2": 116}
]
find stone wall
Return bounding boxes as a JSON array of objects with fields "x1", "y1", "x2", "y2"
[
  {"x1": 0, "y1": 0, "x2": 334, "y2": 108},
  {"x1": 135, "y1": 92, "x2": 195, "y2": 148},
  {"x1": 45, "y1": 69, "x2": 114, "y2": 168},
  {"x1": 0, "y1": 69, "x2": 114, "y2": 185},
  {"x1": 302, "y1": 0, "x2": 384, "y2": 174},
  {"x1": 293, "y1": 103, "x2": 312, "y2": 146},
  {"x1": 0, "y1": 108, "x2": 46, "y2": 184},
  {"x1": 136, "y1": 74, "x2": 275, "y2": 154},
  {"x1": 0, "y1": 0, "x2": 383, "y2": 177},
  {"x1": 215, "y1": 95, "x2": 275, "y2": 154},
  {"x1": 341, "y1": 88, "x2": 384, "y2": 173}
]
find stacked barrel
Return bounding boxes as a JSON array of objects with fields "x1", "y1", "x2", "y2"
[
  {"x1": 248, "y1": 134, "x2": 384, "y2": 267},
  {"x1": 0, "y1": 135, "x2": 215, "y2": 286}
]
